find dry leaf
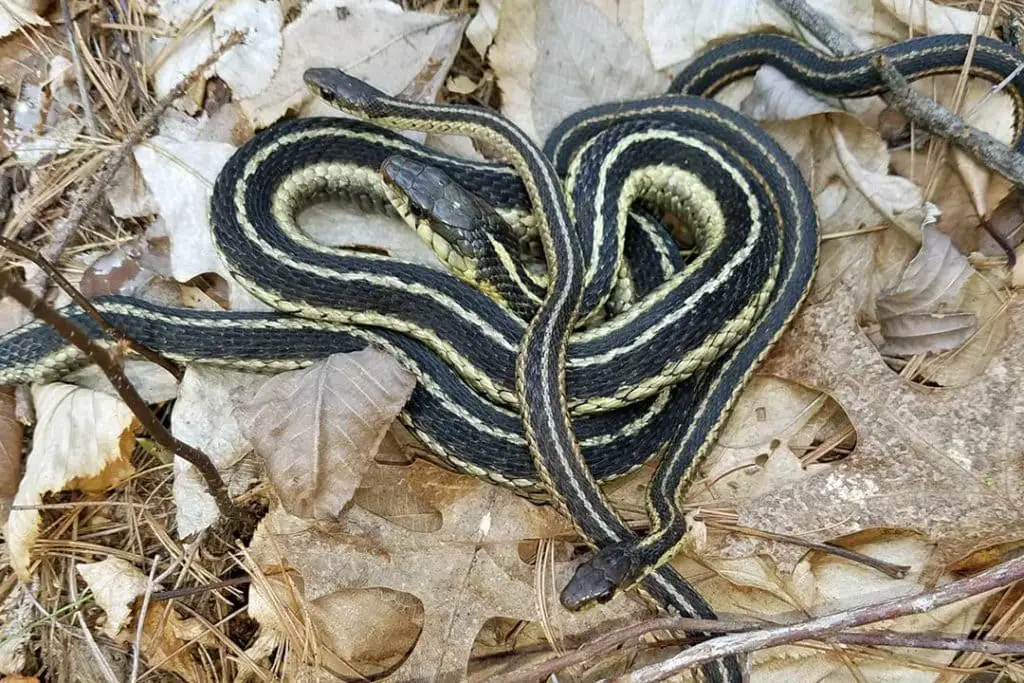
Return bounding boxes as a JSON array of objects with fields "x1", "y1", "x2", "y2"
[
  {"x1": 493, "y1": 0, "x2": 667, "y2": 141},
  {"x1": 765, "y1": 115, "x2": 924, "y2": 310},
  {"x1": 876, "y1": 223, "x2": 977, "y2": 356},
  {"x1": 248, "y1": 572, "x2": 423, "y2": 679},
  {"x1": 875, "y1": 0, "x2": 990, "y2": 37},
  {"x1": 679, "y1": 534, "x2": 985, "y2": 678},
  {"x1": 466, "y1": 0, "x2": 500, "y2": 57},
  {"x1": 213, "y1": 0, "x2": 284, "y2": 99},
  {"x1": 643, "y1": 0, "x2": 876, "y2": 72},
  {"x1": 148, "y1": 24, "x2": 213, "y2": 104},
  {"x1": 0, "y1": 585, "x2": 34, "y2": 674},
  {"x1": 247, "y1": 460, "x2": 650, "y2": 680},
  {"x1": 740, "y1": 66, "x2": 840, "y2": 121},
  {"x1": 735, "y1": 285, "x2": 1024, "y2": 579},
  {"x1": 132, "y1": 606, "x2": 205, "y2": 681},
  {"x1": 6, "y1": 384, "x2": 136, "y2": 579},
  {"x1": 240, "y1": 0, "x2": 467, "y2": 128},
  {"x1": 489, "y1": 0, "x2": 539, "y2": 140},
  {"x1": 133, "y1": 138, "x2": 267, "y2": 310},
  {"x1": 76, "y1": 558, "x2": 151, "y2": 638},
  {"x1": 235, "y1": 349, "x2": 416, "y2": 520},
  {"x1": 0, "y1": 1, "x2": 47, "y2": 40},
  {"x1": 0, "y1": 388, "x2": 21, "y2": 525},
  {"x1": 171, "y1": 367, "x2": 268, "y2": 537}
]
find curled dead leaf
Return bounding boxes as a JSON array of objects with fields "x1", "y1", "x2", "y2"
[
  {"x1": 876, "y1": 223, "x2": 977, "y2": 356},
  {"x1": 6, "y1": 384, "x2": 136, "y2": 580}
]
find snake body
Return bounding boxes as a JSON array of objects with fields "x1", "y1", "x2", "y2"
[{"x1": 2, "y1": 33, "x2": 1024, "y2": 683}]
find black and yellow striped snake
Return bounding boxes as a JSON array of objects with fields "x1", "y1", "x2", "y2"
[{"x1": 3, "y1": 32, "x2": 1024, "y2": 682}]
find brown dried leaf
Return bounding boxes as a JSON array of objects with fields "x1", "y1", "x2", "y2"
[
  {"x1": 738, "y1": 285, "x2": 1024, "y2": 578},
  {"x1": 132, "y1": 607, "x2": 205, "y2": 682},
  {"x1": 678, "y1": 533, "x2": 985, "y2": 677},
  {"x1": 0, "y1": 388, "x2": 21, "y2": 525},
  {"x1": 247, "y1": 460, "x2": 650, "y2": 680},
  {"x1": 240, "y1": 3, "x2": 467, "y2": 128},
  {"x1": 235, "y1": 349, "x2": 415, "y2": 520}
]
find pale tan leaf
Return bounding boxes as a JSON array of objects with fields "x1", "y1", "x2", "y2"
[
  {"x1": 6, "y1": 384, "x2": 136, "y2": 580},
  {"x1": 240, "y1": 1, "x2": 466, "y2": 128},
  {"x1": 876, "y1": 0, "x2": 990, "y2": 36},
  {"x1": 171, "y1": 367, "x2": 267, "y2": 537},
  {"x1": 235, "y1": 349, "x2": 416, "y2": 520},
  {"x1": 0, "y1": 0, "x2": 47, "y2": 39},
  {"x1": 247, "y1": 572, "x2": 422, "y2": 680},
  {"x1": 76, "y1": 558, "x2": 151, "y2": 638},
  {"x1": 495, "y1": 0, "x2": 667, "y2": 141},
  {"x1": 830, "y1": 124, "x2": 929, "y2": 238},
  {"x1": 682, "y1": 533, "x2": 985, "y2": 678},
  {"x1": 132, "y1": 607, "x2": 205, "y2": 681},
  {"x1": 643, "y1": 0, "x2": 875, "y2": 72},
  {"x1": 877, "y1": 223, "x2": 977, "y2": 355},
  {"x1": 148, "y1": 24, "x2": 213, "y2": 104},
  {"x1": 213, "y1": 0, "x2": 283, "y2": 99},
  {"x1": 0, "y1": 585, "x2": 34, "y2": 674},
  {"x1": 740, "y1": 66, "x2": 840, "y2": 121},
  {"x1": 741, "y1": 286, "x2": 1024, "y2": 579},
  {"x1": 466, "y1": 0, "x2": 500, "y2": 57},
  {"x1": 489, "y1": 0, "x2": 539, "y2": 140},
  {"x1": 132, "y1": 138, "x2": 266, "y2": 309}
]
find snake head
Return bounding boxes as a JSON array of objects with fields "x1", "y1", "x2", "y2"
[
  {"x1": 560, "y1": 542, "x2": 641, "y2": 610},
  {"x1": 381, "y1": 154, "x2": 491, "y2": 257},
  {"x1": 303, "y1": 68, "x2": 387, "y2": 116}
]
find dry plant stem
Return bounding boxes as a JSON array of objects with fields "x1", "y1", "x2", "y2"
[
  {"x1": 30, "y1": 31, "x2": 244, "y2": 290},
  {"x1": 150, "y1": 575, "x2": 253, "y2": 601},
  {"x1": 501, "y1": 615, "x2": 1024, "y2": 683},
  {"x1": 131, "y1": 554, "x2": 161, "y2": 682},
  {"x1": 610, "y1": 556, "x2": 1024, "y2": 682},
  {"x1": 772, "y1": 0, "x2": 858, "y2": 54},
  {"x1": 60, "y1": 0, "x2": 97, "y2": 134},
  {"x1": 709, "y1": 522, "x2": 909, "y2": 579},
  {"x1": 0, "y1": 237, "x2": 183, "y2": 380},
  {"x1": 0, "y1": 271, "x2": 242, "y2": 521},
  {"x1": 871, "y1": 55, "x2": 1024, "y2": 187}
]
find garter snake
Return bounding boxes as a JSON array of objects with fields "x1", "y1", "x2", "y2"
[{"x1": 1, "y1": 32, "x2": 1023, "y2": 683}]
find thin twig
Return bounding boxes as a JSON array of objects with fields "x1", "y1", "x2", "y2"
[
  {"x1": 150, "y1": 575, "x2": 253, "y2": 602},
  {"x1": 0, "y1": 270, "x2": 243, "y2": 521},
  {"x1": 772, "y1": 0, "x2": 858, "y2": 55},
  {"x1": 30, "y1": 31, "x2": 244, "y2": 289},
  {"x1": 0, "y1": 236, "x2": 183, "y2": 380},
  {"x1": 130, "y1": 554, "x2": 160, "y2": 682},
  {"x1": 59, "y1": 0, "x2": 97, "y2": 134},
  {"x1": 708, "y1": 522, "x2": 910, "y2": 579},
  {"x1": 610, "y1": 556, "x2": 1024, "y2": 682},
  {"x1": 501, "y1": 612, "x2": 1024, "y2": 683}
]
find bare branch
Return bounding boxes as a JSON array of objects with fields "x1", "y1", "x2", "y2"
[
  {"x1": 612, "y1": 557, "x2": 1024, "y2": 682},
  {"x1": 0, "y1": 270, "x2": 243, "y2": 522},
  {"x1": 0, "y1": 236, "x2": 183, "y2": 380}
]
